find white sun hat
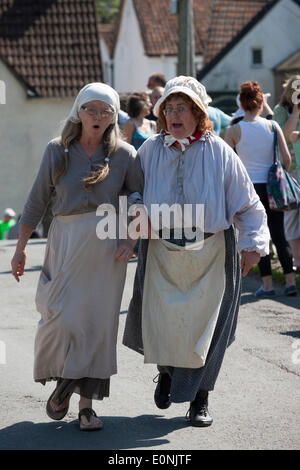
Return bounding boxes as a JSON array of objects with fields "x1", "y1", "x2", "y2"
[
  {"x1": 153, "y1": 76, "x2": 212, "y2": 117},
  {"x1": 4, "y1": 208, "x2": 16, "y2": 217}
]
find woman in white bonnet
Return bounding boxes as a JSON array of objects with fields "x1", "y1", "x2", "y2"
[
  {"x1": 11, "y1": 83, "x2": 143, "y2": 431},
  {"x1": 123, "y1": 76, "x2": 269, "y2": 427}
]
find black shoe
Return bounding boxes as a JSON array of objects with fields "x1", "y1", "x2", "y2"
[
  {"x1": 153, "y1": 373, "x2": 171, "y2": 409},
  {"x1": 187, "y1": 391, "x2": 213, "y2": 427}
]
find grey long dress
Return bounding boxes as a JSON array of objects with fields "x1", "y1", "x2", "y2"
[{"x1": 20, "y1": 137, "x2": 143, "y2": 400}]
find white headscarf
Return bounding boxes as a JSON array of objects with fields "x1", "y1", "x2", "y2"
[{"x1": 67, "y1": 82, "x2": 120, "y2": 124}]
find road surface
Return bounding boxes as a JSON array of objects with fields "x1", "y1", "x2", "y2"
[{"x1": 0, "y1": 239, "x2": 299, "y2": 450}]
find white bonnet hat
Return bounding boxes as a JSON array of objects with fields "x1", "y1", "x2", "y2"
[
  {"x1": 153, "y1": 76, "x2": 212, "y2": 117},
  {"x1": 4, "y1": 208, "x2": 16, "y2": 217},
  {"x1": 67, "y1": 82, "x2": 120, "y2": 123}
]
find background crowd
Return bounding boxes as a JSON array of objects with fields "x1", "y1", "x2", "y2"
[{"x1": 2, "y1": 72, "x2": 299, "y2": 283}]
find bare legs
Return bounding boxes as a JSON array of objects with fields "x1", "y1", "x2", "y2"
[
  {"x1": 289, "y1": 239, "x2": 300, "y2": 269},
  {"x1": 261, "y1": 272, "x2": 295, "y2": 291},
  {"x1": 79, "y1": 396, "x2": 102, "y2": 428},
  {"x1": 49, "y1": 393, "x2": 102, "y2": 428}
]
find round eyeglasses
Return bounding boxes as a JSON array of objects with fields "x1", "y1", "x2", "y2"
[
  {"x1": 81, "y1": 106, "x2": 114, "y2": 118},
  {"x1": 163, "y1": 106, "x2": 190, "y2": 116}
]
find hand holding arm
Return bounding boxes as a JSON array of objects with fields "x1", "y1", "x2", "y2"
[{"x1": 114, "y1": 238, "x2": 136, "y2": 262}]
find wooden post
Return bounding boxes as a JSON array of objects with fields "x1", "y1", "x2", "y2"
[{"x1": 177, "y1": 0, "x2": 195, "y2": 77}]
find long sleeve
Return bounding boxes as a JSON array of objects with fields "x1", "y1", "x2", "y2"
[
  {"x1": 224, "y1": 145, "x2": 270, "y2": 255},
  {"x1": 20, "y1": 142, "x2": 58, "y2": 228},
  {"x1": 125, "y1": 153, "x2": 144, "y2": 206}
]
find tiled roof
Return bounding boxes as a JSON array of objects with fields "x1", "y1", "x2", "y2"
[
  {"x1": 274, "y1": 48, "x2": 300, "y2": 71},
  {"x1": 0, "y1": 0, "x2": 103, "y2": 97},
  {"x1": 129, "y1": 0, "x2": 280, "y2": 70},
  {"x1": 133, "y1": 0, "x2": 212, "y2": 56},
  {"x1": 98, "y1": 23, "x2": 115, "y2": 58},
  {"x1": 204, "y1": 0, "x2": 273, "y2": 65}
]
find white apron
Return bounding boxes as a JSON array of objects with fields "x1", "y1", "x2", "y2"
[{"x1": 142, "y1": 231, "x2": 226, "y2": 368}]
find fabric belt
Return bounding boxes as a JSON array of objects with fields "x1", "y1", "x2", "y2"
[{"x1": 158, "y1": 227, "x2": 214, "y2": 247}]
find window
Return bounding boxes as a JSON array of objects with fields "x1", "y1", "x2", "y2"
[{"x1": 252, "y1": 48, "x2": 263, "y2": 67}]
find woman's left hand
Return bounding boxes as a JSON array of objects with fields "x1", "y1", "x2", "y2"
[
  {"x1": 114, "y1": 240, "x2": 135, "y2": 262},
  {"x1": 240, "y1": 250, "x2": 260, "y2": 277}
]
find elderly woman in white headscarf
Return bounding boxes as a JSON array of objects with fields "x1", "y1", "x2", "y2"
[
  {"x1": 123, "y1": 76, "x2": 270, "y2": 428},
  {"x1": 11, "y1": 83, "x2": 143, "y2": 431}
]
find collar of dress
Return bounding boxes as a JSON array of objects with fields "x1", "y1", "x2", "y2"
[{"x1": 163, "y1": 130, "x2": 211, "y2": 151}]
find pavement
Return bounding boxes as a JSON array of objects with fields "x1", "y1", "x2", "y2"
[{"x1": 0, "y1": 239, "x2": 299, "y2": 451}]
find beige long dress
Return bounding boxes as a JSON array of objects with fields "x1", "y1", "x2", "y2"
[
  {"x1": 20, "y1": 137, "x2": 143, "y2": 399},
  {"x1": 34, "y1": 211, "x2": 127, "y2": 381}
]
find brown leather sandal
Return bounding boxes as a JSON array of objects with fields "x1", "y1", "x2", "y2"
[
  {"x1": 46, "y1": 389, "x2": 71, "y2": 421},
  {"x1": 78, "y1": 408, "x2": 103, "y2": 432}
]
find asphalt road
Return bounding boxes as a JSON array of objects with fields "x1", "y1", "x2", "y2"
[{"x1": 0, "y1": 239, "x2": 299, "y2": 450}]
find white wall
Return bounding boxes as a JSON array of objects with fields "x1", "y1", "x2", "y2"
[
  {"x1": 114, "y1": 0, "x2": 202, "y2": 92},
  {"x1": 114, "y1": 0, "x2": 147, "y2": 92},
  {"x1": 0, "y1": 60, "x2": 73, "y2": 216},
  {"x1": 201, "y1": 0, "x2": 300, "y2": 106},
  {"x1": 100, "y1": 39, "x2": 113, "y2": 86}
]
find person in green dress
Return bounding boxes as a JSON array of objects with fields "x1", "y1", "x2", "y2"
[
  {"x1": 0, "y1": 208, "x2": 16, "y2": 240},
  {"x1": 273, "y1": 75, "x2": 300, "y2": 272}
]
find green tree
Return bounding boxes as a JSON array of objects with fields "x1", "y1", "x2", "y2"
[{"x1": 97, "y1": 0, "x2": 121, "y2": 24}]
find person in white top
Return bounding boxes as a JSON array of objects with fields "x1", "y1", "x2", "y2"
[
  {"x1": 123, "y1": 76, "x2": 269, "y2": 428},
  {"x1": 225, "y1": 81, "x2": 296, "y2": 296}
]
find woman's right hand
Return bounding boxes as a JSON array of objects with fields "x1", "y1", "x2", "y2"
[{"x1": 11, "y1": 250, "x2": 26, "y2": 282}]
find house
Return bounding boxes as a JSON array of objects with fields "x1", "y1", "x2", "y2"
[
  {"x1": 111, "y1": 0, "x2": 211, "y2": 92},
  {"x1": 198, "y1": 0, "x2": 300, "y2": 110},
  {"x1": 99, "y1": 23, "x2": 115, "y2": 86},
  {"x1": 0, "y1": 0, "x2": 102, "y2": 217},
  {"x1": 105, "y1": 0, "x2": 299, "y2": 112}
]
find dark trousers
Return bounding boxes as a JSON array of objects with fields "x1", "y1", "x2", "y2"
[{"x1": 254, "y1": 183, "x2": 293, "y2": 277}]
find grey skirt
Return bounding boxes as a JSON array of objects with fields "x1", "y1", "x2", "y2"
[
  {"x1": 37, "y1": 376, "x2": 110, "y2": 401},
  {"x1": 123, "y1": 226, "x2": 241, "y2": 403}
]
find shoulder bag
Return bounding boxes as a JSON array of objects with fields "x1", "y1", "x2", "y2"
[{"x1": 266, "y1": 123, "x2": 300, "y2": 211}]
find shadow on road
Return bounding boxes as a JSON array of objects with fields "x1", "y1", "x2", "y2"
[
  {"x1": 0, "y1": 414, "x2": 189, "y2": 450},
  {"x1": 280, "y1": 330, "x2": 300, "y2": 338},
  {"x1": 0, "y1": 265, "x2": 43, "y2": 275}
]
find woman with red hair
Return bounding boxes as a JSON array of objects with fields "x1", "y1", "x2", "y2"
[
  {"x1": 123, "y1": 76, "x2": 269, "y2": 427},
  {"x1": 225, "y1": 81, "x2": 296, "y2": 296}
]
